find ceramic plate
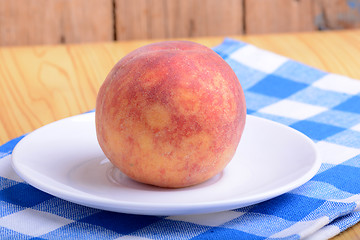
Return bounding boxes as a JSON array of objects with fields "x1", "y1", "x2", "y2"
[{"x1": 12, "y1": 112, "x2": 321, "y2": 216}]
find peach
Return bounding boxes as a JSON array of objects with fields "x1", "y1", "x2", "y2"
[{"x1": 95, "y1": 41, "x2": 246, "y2": 188}]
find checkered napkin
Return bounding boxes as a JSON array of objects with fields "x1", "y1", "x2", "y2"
[{"x1": 1, "y1": 38, "x2": 360, "y2": 239}]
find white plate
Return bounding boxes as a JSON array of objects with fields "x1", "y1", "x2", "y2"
[{"x1": 12, "y1": 112, "x2": 321, "y2": 216}]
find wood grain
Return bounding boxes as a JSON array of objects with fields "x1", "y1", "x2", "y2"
[
  {"x1": 165, "y1": 0, "x2": 243, "y2": 38},
  {"x1": 334, "y1": 223, "x2": 360, "y2": 239},
  {"x1": 0, "y1": 30, "x2": 360, "y2": 239},
  {"x1": 245, "y1": 0, "x2": 316, "y2": 34},
  {"x1": 0, "y1": 0, "x2": 113, "y2": 46},
  {"x1": 314, "y1": 0, "x2": 360, "y2": 30},
  {"x1": 60, "y1": 0, "x2": 113, "y2": 43},
  {"x1": 245, "y1": 0, "x2": 360, "y2": 34},
  {"x1": 115, "y1": 0, "x2": 243, "y2": 40},
  {"x1": 0, "y1": 0, "x2": 60, "y2": 45},
  {"x1": 1, "y1": 0, "x2": 360, "y2": 45}
]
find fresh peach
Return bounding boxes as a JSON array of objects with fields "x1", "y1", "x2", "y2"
[{"x1": 95, "y1": 41, "x2": 246, "y2": 188}]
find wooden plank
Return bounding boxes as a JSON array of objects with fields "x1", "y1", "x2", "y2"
[
  {"x1": 204, "y1": 0, "x2": 243, "y2": 36},
  {"x1": 0, "y1": 0, "x2": 113, "y2": 46},
  {"x1": 314, "y1": 0, "x2": 360, "y2": 30},
  {"x1": 245, "y1": 0, "x2": 316, "y2": 34},
  {"x1": 245, "y1": 0, "x2": 360, "y2": 34},
  {"x1": 115, "y1": 0, "x2": 167, "y2": 40},
  {"x1": 61, "y1": 0, "x2": 113, "y2": 43},
  {"x1": 165, "y1": 0, "x2": 243, "y2": 38},
  {"x1": 1, "y1": 0, "x2": 359, "y2": 45},
  {"x1": 115, "y1": 0, "x2": 243, "y2": 40},
  {"x1": 0, "y1": 1, "x2": 58, "y2": 45}
]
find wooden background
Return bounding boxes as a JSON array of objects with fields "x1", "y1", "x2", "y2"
[{"x1": 0, "y1": 0, "x2": 360, "y2": 46}]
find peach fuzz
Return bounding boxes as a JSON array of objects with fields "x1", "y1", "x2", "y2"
[{"x1": 95, "y1": 41, "x2": 246, "y2": 188}]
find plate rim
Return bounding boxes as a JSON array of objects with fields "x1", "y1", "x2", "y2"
[{"x1": 11, "y1": 112, "x2": 321, "y2": 215}]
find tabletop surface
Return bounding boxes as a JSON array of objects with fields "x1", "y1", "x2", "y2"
[{"x1": 0, "y1": 30, "x2": 360, "y2": 239}]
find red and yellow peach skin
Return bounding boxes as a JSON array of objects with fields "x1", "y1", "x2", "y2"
[{"x1": 95, "y1": 41, "x2": 246, "y2": 188}]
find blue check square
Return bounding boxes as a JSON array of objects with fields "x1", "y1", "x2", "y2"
[
  {"x1": 80, "y1": 211, "x2": 162, "y2": 235},
  {"x1": 247, "y1": 109, "x2": 256, "y2": 114},
  {"x1": 244, "y1": 91, "x2": 280, "y2": 112},
  {"x1": 313, "y1": 165, "x2": 360, "y2": 194},
  {"x1": 289, "y1": 86, "x2": 351, "y2": 108},
  {"x1": 290, "y1": 120, "x2": 345, "y2": 140},
  {"x1": 0, "y1": 183, "x2": 53, "y2": 207},
  {"x1": 248, "y1": 75, "x2": 308, "y2": 98},
  {"x1": 273, "y1": 61, "x2": 327, "y2": 84},
  {"x1": 308, "y1": 110, "x2": 360, "y2": 129},
  {"x1": 334, "y1": 96, "x2": 360, "y2": 114},
  {"x1": 227, "y1": 59, "x2": 268, "y2": 89},
  {"x1": 252, "y1": 112, "x2": 298, "y2": 125},
  {"x1": 342, "y1": 155, "x2": 360, "y2": 168},
  {"x1": 250, "y1": 194, "x2": 325, "y2": 221},
  {"x1": 326, "y1": 129, "x2": 360, "y2": 149}
]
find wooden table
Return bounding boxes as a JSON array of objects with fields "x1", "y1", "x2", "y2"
[{"x1": 0, "y1": 30, "x2": 359, "y2": 239}]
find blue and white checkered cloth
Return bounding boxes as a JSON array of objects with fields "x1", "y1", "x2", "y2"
[{"x1": 1, "y1": 38, "x2": 360, "y2": 239}]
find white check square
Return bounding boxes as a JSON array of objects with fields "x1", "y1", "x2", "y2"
[
  {"x1": 0, "y1": 208, "x2": 73, "y2": 237},
  {"x1": 271, "y1": 217, "x2": 330, "y2": 239},
  {"x1": 316, "y1": 141, "x2": 360, "y2": 164},
  {"x1": 259, "y1": 100, "x2": 327, "y2": 120},
  {"x1": 351, "y1": 123, "x2": 360, "y2": 132},
  {"x1": 313, "y1": 74, "x2": 360, "y2": 95},
  {"x1": 229, "y1": 45, "x2": 288, "y2": 73}
]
